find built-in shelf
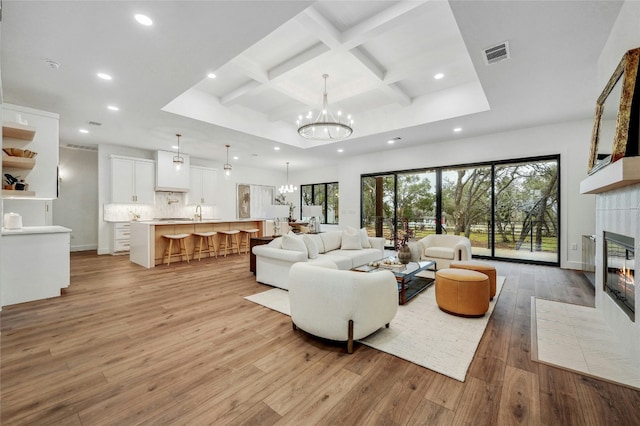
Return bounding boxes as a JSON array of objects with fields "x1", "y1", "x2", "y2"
[
  {"x1": 2, "y1": 156, "x2": 36, "y2": 169},
  {"x1": 2, "y1": 190, "x2": 36, "y2": 197},
  {"x1": 580, "y1": 156, "x2": 640, "y2": 194},
  {"x1": 2, "y1": 122, "x2": 36, "y2": 141}
]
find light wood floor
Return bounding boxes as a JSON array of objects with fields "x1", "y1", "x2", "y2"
[{"x1": 2, "y1": 252, "x2": 639, "y2": 425}]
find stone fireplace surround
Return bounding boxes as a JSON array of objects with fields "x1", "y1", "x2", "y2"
[{"x1": 581, "y1": 156, "x2": 640, "y2": 363}]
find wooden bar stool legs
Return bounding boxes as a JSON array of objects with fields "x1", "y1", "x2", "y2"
[
  {"x1": 218, "y1": 230, "x2": 240, "y2": 257},
  {"x1": 239, "y1": 228, "x2": 260, "y2": 254},
  {"x1": 162, "y1": 234, "x2": 190, "y2": 265},
  {"x1": 192, "y1": 231, "x2": 218, "y2": 260}
]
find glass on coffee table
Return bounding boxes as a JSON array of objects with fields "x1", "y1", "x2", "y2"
[{"x1": 352, "y1": 258, "x2": 436, "y2": 305}]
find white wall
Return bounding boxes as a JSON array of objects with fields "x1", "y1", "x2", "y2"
[
  {"x1": 334, "y1": 119, "x2": 596, "y2": 270},
  {"x1": 53, "y1": 147, "x2": 98, "y2": 251}
]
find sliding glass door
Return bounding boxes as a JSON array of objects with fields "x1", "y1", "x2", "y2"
[{"x1": 361, "y1": 155, "x2": 560, "y2": 265}]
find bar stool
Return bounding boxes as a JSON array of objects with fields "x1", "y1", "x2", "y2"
[
  {"x1": 239, "y1": 228, "x2": 260, "y2": 254},
  {"x1": 218, "y1": 230, "x2": 240, "y2": 257},
  {"x1": 162, "y1": 234, "x2": 190, "y2": 265},
  {"x1": 192, "y1": 231, "x2": 218, "y2": 260}
]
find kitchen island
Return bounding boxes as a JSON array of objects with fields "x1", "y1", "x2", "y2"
[
  {"x1": 129, "y1": 219, "x2": 265, "y2": 268},
  {"x1": 1, "y1": 225, "x2": 72, "y2": 307}
]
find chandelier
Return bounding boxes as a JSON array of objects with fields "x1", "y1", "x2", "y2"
[
  {"x1": 279, "y1": 162, "x2": 297, "y2": 194},
  {"x1": 223, "y1": 144, "x2": 232, "y2": 178},
  {"x1": 173, "y1": 133, "x2": 184, "y2": 169},
  {"x1": 297, "y1": 74, "x2": 353, "y2": 141}
]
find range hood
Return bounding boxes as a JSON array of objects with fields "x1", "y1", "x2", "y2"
[{"x1": 155, "y1": 150, "x2": 190, "y2": 192}]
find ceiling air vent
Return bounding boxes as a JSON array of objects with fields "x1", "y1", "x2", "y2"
[
  {"x1": 483, "y1": 41, "x2": 510, "y2": 65},
  {"x1": 65, "y1": 143, "x2": 98, "y2": 151},
  {"x1": 88, "y1": 121, "x2": 102, "y2": 126}
]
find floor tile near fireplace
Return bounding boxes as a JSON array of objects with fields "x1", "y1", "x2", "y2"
[{"x1": 533, "y1": 298, "x2": 640, "y2": 390}]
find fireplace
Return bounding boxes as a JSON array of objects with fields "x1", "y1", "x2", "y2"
[{"x1": 604, "y1": 231, "x2": 635, "y2": 321}]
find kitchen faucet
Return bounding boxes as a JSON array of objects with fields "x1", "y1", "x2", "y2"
[{"x1": 195, "y1": 205, "x2": 202, "y2": 221}]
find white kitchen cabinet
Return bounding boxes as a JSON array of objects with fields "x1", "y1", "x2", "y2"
[
  {"x1": 111, "y1": 156, "x2": 155, "y2": 204},
  {"x1": 2, "y1": 104, "x2": 59, "y2": 199},
  {"x1": 188, "y1": 166, "x2": 217, "y2": 205},
  {"x1": 112, "y1": 222, "x2": 131, "y2": 254},
  {"x1": 155, "y1": 150, "x2": 190, "y2": 192}
]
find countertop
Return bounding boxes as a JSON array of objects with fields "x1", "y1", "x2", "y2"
[
  {"x1": 132, "y1": 218, "x2": 264, "y2": 225},
  {"x1": 2, "y1": 225, "x2": 72, "y2": 236}
]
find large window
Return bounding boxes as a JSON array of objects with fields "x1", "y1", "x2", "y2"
[
  {"x1": 361, "y1": 155, "x2": 560, "y2": 265},
  {"x1": 301, "y1": 182, "x2": 339, "y2": 224}
]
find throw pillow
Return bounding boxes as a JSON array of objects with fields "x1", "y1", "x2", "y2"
[
  {"x1": 281, "y1": 234, "x2": 308, "y2": 255},
  {"x1": 359, "y1": 227, "x2": 372, "y2": 248},
  {"x1": 302, "y1": 234, "x2": 319, "y2": 259},
  {"x1": 341, "y1": 227, "x2": 362, "y2": 250}
]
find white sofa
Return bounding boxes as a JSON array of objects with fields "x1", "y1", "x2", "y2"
[
  {"x1": 289, "y1": 261, "x2": 398, "y2": 353},
  {"x1": 252, "y1": 228, "x2": 385, "y2": 290},
  {"x1": 410, "y1": 234, "x2": 472, "y2": 269}
]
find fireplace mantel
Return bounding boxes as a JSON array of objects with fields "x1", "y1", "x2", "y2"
[{"x1": 580, "y1": 156, "x2": 640, "y2": 194}]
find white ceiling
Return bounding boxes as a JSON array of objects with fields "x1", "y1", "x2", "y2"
[{"x1": 1, "y1": 1, "x2": 624, "y2": 172}]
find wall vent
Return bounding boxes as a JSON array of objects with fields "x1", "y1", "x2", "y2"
[
  {"x1": 64, "y1": 143, "x2": 98, "y2": 151},
  {"x1": 483, "y1": 41, "x2": 510, "y2": 65}
]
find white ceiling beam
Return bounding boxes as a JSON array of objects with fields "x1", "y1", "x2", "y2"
[
  {"x1": 268, "y1": 42, "x2": 331, "y2": 80},
  {"x1": 342, "y1": 1, "x2": 427, "y2": 49},
  {"x1": 231, "y1": 55, "x2": 269, "y2": 83},
  {"x1": 297, "y1": 6, "x2": 342, "y2": 48},
  {"x1": 380, "y1": 83, "x2": 412, "y2": 107},
  {"x1": 220, "y1": 80, "x2": 262, "y2": 106},
  {"x1": 350, "y1": 47, "x2": 385, "y2": 81}
]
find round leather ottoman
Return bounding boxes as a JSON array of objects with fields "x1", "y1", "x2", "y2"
[
  {"x1": 450, "y1": 260, "x2": 497, "y2": 300},
  {"x1": 435, "y1": 268, "x2": 490, "y2": 317}
]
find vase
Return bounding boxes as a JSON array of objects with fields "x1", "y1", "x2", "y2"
[{"x1": 398, "y1": 245, "x2": 411, "y2": 264}]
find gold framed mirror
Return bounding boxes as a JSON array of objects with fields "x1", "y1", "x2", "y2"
[{"x1": 588, "y1": 47, "x2": 640, "y2": 174}]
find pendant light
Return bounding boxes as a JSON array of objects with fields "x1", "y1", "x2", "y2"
[
  {"x1": 223, "y1": 144, "x2": 232, "y2": 179},
  {"x1": 279, "y1": 162, "x2": 297, "y2": 194},
  {"x1": 173, "y1": 133, "x2": 184, "y2": 170}
]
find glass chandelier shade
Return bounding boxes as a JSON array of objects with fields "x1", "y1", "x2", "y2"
[
  {"x1": 297, "y1": 74, "x2": 353, "y2": 141},
  {"x1": 173, "y1": 133, "x2": 184, "y2": 169}
]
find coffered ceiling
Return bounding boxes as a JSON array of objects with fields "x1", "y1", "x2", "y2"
[{"x1": 0, "y1": 1, "x2": 624, "y2": 171}]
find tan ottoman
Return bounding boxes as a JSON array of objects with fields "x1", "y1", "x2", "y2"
[
  {"x1": 435, "y1": 268, "x2": 490, "y2": 317},
  {"x1": 450, "y1": 260, "x2": 496, "y2": 300}
]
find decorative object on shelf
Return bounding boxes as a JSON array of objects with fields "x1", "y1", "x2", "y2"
[
  {"x1": 588, "y1": 47, "x2": 640, "y2": 174},
  {"x1": 3, "y1": 148, "x2": 37, "y2": 158},
  {"x1": 302, "y1": 205, "x2": 322, "y2": 233},
  {"x1": 278, "y1": 162, "x2": 297, "y2": 194},
  {"x1": 223, "y1": 144, "x2": 232, "y2": 179},
  {"x1": 297, "y1": 74, "x2": 353, "y2": 141},
  {"x1": 173, "y1": 133, "x2": 184, "y2": 169}
]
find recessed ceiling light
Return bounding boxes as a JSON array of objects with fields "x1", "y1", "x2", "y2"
[
  {"x1": 134, "y1": 14, "x2": 153, "y2": 26},
  {"x1": 434, "y1": 73, "x2": 444, "y2": 80},
  {"x1": 233, "y1": 156, "x2": 239, "y2": 160},
  {"x1": 44, "y1": 59, "x2": 60, "y2": 69},
  {"x1": 388, "y1": 137, "x2": 401, "y2": 144},
  {"x1": 171, "y1": 145, "x2": 179, "y2": 150},
  {"x1": 453, "y1": 127, "x2": 462, "y2": 132},
  {"x1": 274, "y1": 147, "x2": 280, "y2": 151},
  {"x1": 337, "y1": 149, "x2": 344, "y2": 153},
  {"x1": 107, "y1": 105, "x2": 119, "y2": 111},
  {"x1": 79, "y1": 129, "x2": 89, "y2": 134},
  {"x1": 207, "y1": 73, "x2": 216, "y2": 79},
  {"x1": 97, "y1": 72, "x2": 112, "y2": 81}
]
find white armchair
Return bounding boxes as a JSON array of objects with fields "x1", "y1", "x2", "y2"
[
  {"x1": 288, "y1": 261, "x2": 398, "y2": 353},
  {"x1": 415, "y1": 234, "x2": 472, "y2": 269}
]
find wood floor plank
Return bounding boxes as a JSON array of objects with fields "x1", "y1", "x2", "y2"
[
  {"x1": 1, "y1": 252, "x2": 639, "y2": 424},
  {"x1": 497, "y1": 365, "x2": 540, "y2": 425}
]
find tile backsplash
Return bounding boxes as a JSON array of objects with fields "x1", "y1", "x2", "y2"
[{"x1": 104, "y1": 192, "x2": 216, "y2": 222}]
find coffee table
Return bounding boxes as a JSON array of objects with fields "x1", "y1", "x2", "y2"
[{"x1": 352, "y1": 259, "x2": 436, "y2": 305}]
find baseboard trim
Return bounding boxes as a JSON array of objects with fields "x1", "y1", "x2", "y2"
[{"x1": 71, "y1": 244, "x2": 97, "y2": 252}]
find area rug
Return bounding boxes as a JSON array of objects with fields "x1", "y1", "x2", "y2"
[{"x1": 245, "y1": 276, "x2": 505, "y2": 382}]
